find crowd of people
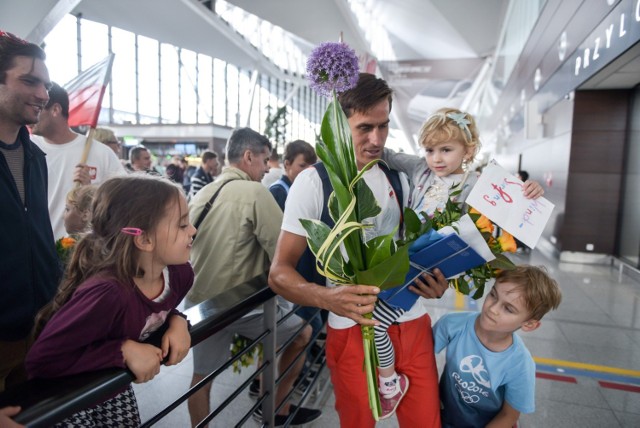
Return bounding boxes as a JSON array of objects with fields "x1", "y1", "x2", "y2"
[{"x1": 0, "y1": 30, "x2": 563, "y2": 428}]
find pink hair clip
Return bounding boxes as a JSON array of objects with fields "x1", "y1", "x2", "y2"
[{"x1": 121, "y1": 227, "x2": 143, "y2": 236}]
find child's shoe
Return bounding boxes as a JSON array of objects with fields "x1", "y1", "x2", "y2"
[{"x1": 379, "y1": 373, "x2": 409, "y2": 420}]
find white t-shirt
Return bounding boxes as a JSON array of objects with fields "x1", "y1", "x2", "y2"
[
  {"x1": 261, "y1": 166, "x2": 283, "y2": 188},
  {"x1": 32, "y1": 134, "x2": 126, "y2": 239},
  {"x1": 282, "y1": 164, "x2": 430, "y2": 329}
]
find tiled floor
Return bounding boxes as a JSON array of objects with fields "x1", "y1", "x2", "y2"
[{"x1": 134, "y1": 247, "x2": 640, "y2": 427}]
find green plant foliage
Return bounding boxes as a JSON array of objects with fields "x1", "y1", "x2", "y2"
[
  {"x1": 263, "y1": 105, "x2": 288, "y2": 151},
  {"x1": 230, "y1": 334, "x2": 262, "y2": 373}
]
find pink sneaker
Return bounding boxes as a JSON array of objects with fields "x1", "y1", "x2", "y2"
[{"x1": 379, "y1": 373, "x2": 409, "y2": 420}]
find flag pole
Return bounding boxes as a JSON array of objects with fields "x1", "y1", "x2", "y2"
[
  {"x1": 79, "y1": 127, "x2": 95, "y2": 165},
  {"x1": 74, "y1": 128, "x2": 95, "y2": 188}
]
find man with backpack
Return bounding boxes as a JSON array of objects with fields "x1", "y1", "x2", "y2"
[{"x1": 269, "y1": 73, "x2": 449, "y2": 427}]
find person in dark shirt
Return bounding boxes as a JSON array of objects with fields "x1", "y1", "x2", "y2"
[
  {"x1": 0, "y1": 30, "x2": 60, "y2": 393},
  {"x1": 27, "y1": 175, "x2": 194, "y2": 426},
  {"x1": 165, "y1": 154, "x2": 186, "y2": 185},
  {"x1": 268, "y1": 140, "x2": 317, "y2": 211},
  {"x1": 188, "y1": 150, "x2": 219, "y2": 198}
]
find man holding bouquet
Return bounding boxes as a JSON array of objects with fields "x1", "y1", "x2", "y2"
[{"x1": 269, "y1": 72, "x2": 448, "y2": 427}]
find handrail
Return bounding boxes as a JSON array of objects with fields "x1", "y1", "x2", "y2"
[{"x1": 0, "y1": 272, "x2": 276, "y2": 427}]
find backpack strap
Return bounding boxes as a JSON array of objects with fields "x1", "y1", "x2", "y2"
[
  {"x1": 295, "y1": 162, "x2": 334, "y2": 286},
  {"x1": 314, "y1": 161, "x2": 404, "y2": 229},
  {"x1": 377, "y1": 161, "x2": 404, "y2": 231},
  {"x1": 269, "y1": 178, "x2": 290, "y2": 194},
  {"x1": 193, "y1": 179, "x2": 237, "y2": 236},
  {"x1": 313, "y1": 162, "x2": 335, "y2": 227}
]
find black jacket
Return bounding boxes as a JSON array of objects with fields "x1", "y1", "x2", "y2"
[{"x1": 0, "y1": 127, "x2": 61, "y2": 340}]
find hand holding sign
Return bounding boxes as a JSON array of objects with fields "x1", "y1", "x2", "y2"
[{"x1": 466, "y1": 160, "x2": 554, "y2": 249}]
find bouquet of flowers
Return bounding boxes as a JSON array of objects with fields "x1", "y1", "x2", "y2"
[
  {"x1": 302, "y1": 41, "x2": 415, "y2": 420},
  {"x1": 55, "y1": 236, "x2": 77, "y2": 264},
  {"x1": 460, "y1": 208, "x2": 517, "y2": 297},
  {"x1": 419, "y1": 183, "x2": 518, "y2": 299},
  {"x1": 230, "y1": 334, "x2": 262, "y2": 373}
]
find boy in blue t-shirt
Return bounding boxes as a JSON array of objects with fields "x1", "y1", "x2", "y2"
[{"x1": 434, "y1": 265, "x2": 562, "y2": 427}]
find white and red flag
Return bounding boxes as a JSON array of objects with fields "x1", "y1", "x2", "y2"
[{"x1": 63, "y1": 54, "x2": 115, "y2": 128}]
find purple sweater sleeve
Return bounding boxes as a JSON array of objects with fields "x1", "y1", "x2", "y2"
[
  {"x1": 26, "y1": 280, "x2": 129, "y2": 379},
  {"x1": 27, "y1": 264, "x2": 194, "y2": 379}
]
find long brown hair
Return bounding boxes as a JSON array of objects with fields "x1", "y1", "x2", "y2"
[{"x1": 34, "y1": 175, "x2": 183, "y2": 337}]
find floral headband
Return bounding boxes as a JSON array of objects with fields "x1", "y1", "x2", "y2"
[{"x1": 446, "y1": 112, "x2": 472, "y2": 141}]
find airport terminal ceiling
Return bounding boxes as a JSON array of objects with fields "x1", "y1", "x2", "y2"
[
  {"x1": 2, "y1": 0, "x2": 639, "y2": 153},
  {"x1": 0, "y1": 0, "x2": 510, "y2": 150}
]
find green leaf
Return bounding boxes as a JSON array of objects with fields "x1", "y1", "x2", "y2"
[
  {"x1": 450, "y1": 188, "x2": 462, "y2": 197},
  {"x1": 456, "y1": 276, "x2": 470, "y2": 294},
  {"x1": 328, "y1": 192, "x2": 340, "y2": 224},
  {"x1": 323, "y1": 158, "x2": 352, "y2": 214},
  {"x1": 468, "y1": 212, "x2": 481, "y2": 223},
  {"x1": 320, "y1": 110, "x2": 338, "y2": 158},
  {"x1": 363, "y1": 337, "x2": 381, "y2": 420},
  {"x1": 354, "y1": 244, "x2": 410, "y2": 289},
  {"x1": 489, "y1": 254, "x2": 517, "y2": 270},
  {"x1": 356, "y1": 179, "x2": 381, "y2": 220},
  {"x1": 471, "y1": 283, "x2": 485, "y2": 300},
  {"x1": 364, "y1": 231, "x2": 396, "y2": 268},
  {"x1": 398, "y1": 208, "x2": 433, "y2": 246},
  {"x1": 300, "y1": 218, "x2": 346, "y2": 279},
  {"x1": 300, "y1": 219, "x2": 331, "y2": 254},
  {"x1": 403, "y1": 207, "x2": 422, "y2": 236},
  {"x1": 323, "y1": 100, "x2": 356, "y2": 182}
]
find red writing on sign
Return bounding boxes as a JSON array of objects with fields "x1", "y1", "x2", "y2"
[{"x1": 482, "y1": 179, "x2": 522, "y2": 206}]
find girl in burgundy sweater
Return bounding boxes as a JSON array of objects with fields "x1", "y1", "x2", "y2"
[{"x1": 27, "y1": 175, "x2": 196, "y2": 426}]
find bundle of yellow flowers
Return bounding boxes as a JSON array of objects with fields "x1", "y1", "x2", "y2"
[
  {"x1": 446, "y1": 206, "x2": 517, "y2": 299},
  {"x1": 55, "y1": 236, "x2": 77, "y2": 264}
]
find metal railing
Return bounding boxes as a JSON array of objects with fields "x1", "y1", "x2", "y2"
[{"x1": 0, "y1": 272, "x2": 328, "y2": 427}]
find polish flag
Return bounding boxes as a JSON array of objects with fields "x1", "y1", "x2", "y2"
[{"x1": 63, "y1": 54, "x2": 115, "y2": 128}]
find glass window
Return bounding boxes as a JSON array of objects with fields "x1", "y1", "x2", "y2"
[
  {"x1": 43, "y1": 14, "x2": 78, "y2": 86},
  {"x1": 215, "y1": 0, "x2": 306, "y2": 74},
  {"x1": 197, "y1": 54, "x2": 213, "y2": 123},
  {"x1": 180, "y1": 48, "x2": 198, "y2": 124},
  {"x1": 138, "y1": 35, "x2": 160, "y2": 123},
  {"x1": 226, "y1": 63, "x2": 239, "y2": 127},
  {"x1": 42, "y1": 12, "x2": 323, "y2": 135},
  {"x1": 111, "y1": 28, "x2": 136, "y2": 120},
  {"x1": 238, "y1": 68, "x2": 252, "y2": 128},
  {"x1": 80, "y1": 20, "x2": 109, "y2": 70},
  {"x1": 160, "y1": 43, "x2": 180, "y2": 123},
  {"x1": 480, "y1": 0, "x2": 546, "y2": 121},
  {"x1": 213, "y1": 59, "x2": 226, "y2": 126}
]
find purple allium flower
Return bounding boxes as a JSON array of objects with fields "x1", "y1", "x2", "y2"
[{"x1": 306, "y1": 42, "x2": 360, "y2": 97}]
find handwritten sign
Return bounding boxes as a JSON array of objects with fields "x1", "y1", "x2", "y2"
[{"x1": 466, "y1": 160, "x2": 554, "y2": 249}]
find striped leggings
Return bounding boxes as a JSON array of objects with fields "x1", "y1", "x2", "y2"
[{"x1": 373, "y1": 299, "x2": 405, "y2": 368}]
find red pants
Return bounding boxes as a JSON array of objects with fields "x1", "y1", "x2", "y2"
[{"x1": 326, "y1": 314, "x2": 441, "y2": 427}]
